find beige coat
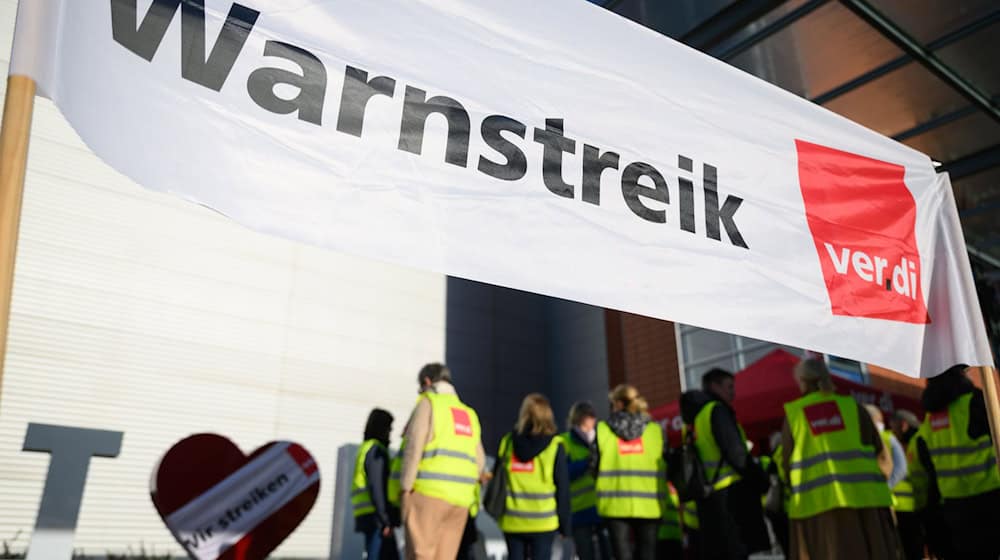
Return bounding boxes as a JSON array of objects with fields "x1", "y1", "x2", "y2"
[{"x1": 399, "y1": 380, "x2": 486, "y2": 493}]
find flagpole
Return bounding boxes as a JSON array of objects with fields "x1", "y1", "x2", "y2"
[
  {"x1": 980, "y1": 366, "x2": 1000, "y2": 470},
  {"x1": 0, "y1": 74, "x2": 36, "y2": 412}
]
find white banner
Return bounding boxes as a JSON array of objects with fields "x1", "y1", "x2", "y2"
[
  {"x1": 10, "y1": 0, "x2": 993, "y2": 376},
  {"x1": 162, "y1": 442, "x2": 320, "y2": 560}
]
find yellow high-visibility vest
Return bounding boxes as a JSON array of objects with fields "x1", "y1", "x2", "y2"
[
  {"x1": 692, "y1": 401, "x2": 747, "y2": 491},
  {"x1": 560, "y1": 431, "x2": 597, "y2": 514},
  {"x1": 657, "y1": 484, "x2": 682, "y2": 541},
  {"x1": 784, "y1": 392, "x2": 892, "y2": 519},
  {"x1": 920, "y1": 393, "x2": 1000, "y2": 500},
  {"x1": 387, "y1": 437, "x2": 405, "y2": 507},
  {"x1": 412, "y1": 392, "x2": 482, "y2": 510},
  {"x1": 351, "y1": 439, "x2": 384, "y2": 517},
  {"x1": 893, "y1": 435, "x2": 928, "y2": 512},
  {"x1": 498, "y1": 433, "x2": 561, "y2": 533},
  {"x1": 595, "y1": 420, "x2": 665, "y2": 519}
]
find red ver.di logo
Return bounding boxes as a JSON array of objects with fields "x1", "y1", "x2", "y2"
[
  {"x1": 510, "y1": 456, "x2": 536, "y2": 473},
  {"x1": 930, "y1": 411, "x2": 950, "y2": 431},
  {"x1": 796, "y1": 140, "x2": 930, "y2": 324},
  {"x1": 618, "y1": 438, "x2": 644, "y2": 455},
  {"x1": 803, "y1": 401, "x2": 845, "y2": 435},
  {"x1": 451, "y1": 408, "x2": 473, "y2": 437}
]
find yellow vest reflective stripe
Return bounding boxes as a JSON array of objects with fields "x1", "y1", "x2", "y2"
[
  {"x1": 595, "y1": 421, "x2": 665, "y2": 519},
  {"x1": 920, "y1": 393, "x2": 1000, "y2": 500},
  {"x1": 560, "y1": 431, "x2": 597, "y2": 514},
  {"x1": 351, "y1": 439, "x2": 383, "y2": 517},
  {"x1": 657, "y1": 485, "x2": 682, "y2": 541},
  {"x1": 693, "y1": 401, "x2": 746, "y2": 491},
  {"x1": 682, "y1": 500, "x2": 699, "y2": 530},
  {"x1": 387, "y1": 437, "x2": 405, "y2": 507},
  {"x1": 893, "y1": 436, "x2": 928, "y2": 512},
  {"x1": 412, "y1": 392, "x2": 482, "y2": 510},
  {"x1": 784, "y1": 392, "x2": 892, "y2": 519},
  {"x1": 498, "y1": 434, "x2": 561, "y2": 533}
]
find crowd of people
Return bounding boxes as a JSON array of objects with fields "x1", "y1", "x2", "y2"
[{"x1": 350, "y1": 360, "x2": 1000, "y2": 560}]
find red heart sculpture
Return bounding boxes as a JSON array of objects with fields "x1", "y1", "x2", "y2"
[{"x1": 151, "y1": 434, "x2": 320, "y2": 560}]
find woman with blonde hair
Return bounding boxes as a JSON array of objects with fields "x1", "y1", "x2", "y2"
[
  {"x1": 496, "y1": 393, "x2": 570, "y2": 559},
  {"x1": 779, "y1": 358, "x2": 900, "y2": 559},
  {"x1": 594, "y1": 384, "x2": 665, "y2": 560}
]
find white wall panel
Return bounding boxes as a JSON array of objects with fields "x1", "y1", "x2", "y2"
[{"x1": 0, "y1": 1, "x2": 446, "y2": 557}]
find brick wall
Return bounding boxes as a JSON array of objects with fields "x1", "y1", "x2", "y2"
[
  {"x1": 867, "y1": 364, "x2": 925, "y2": 402},
  {"x1": 605, "y1": 310, "x2": 683, "y2": 410}
]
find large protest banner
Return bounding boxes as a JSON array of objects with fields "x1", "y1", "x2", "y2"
[{"x1": 5, "y1": 0, "x2": 993, "y2": 377}]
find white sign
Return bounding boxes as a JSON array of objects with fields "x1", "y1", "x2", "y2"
[
  {"x1": 10, "y1": 0, "x2": 993, "y2": 376},
  {"x1": 161, "y1": 442, "x2": 319, "y2": 560}
]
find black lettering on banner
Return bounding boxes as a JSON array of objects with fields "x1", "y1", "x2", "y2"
[
  {"x1": 703, "y1": 164, "x2": 748, "y2": 248},
  {"x1": 399, "y1": 86, "x2": 472, "y2": 167},
  {"x1": 532, "y1": 119, "x2": 576, "y2": 199},
  {"x1": 337, "y1": 66, "x2": 396, "y2": 137},
  {"x1": 678, "y1": 155, "x2": 696, "y2": 234},
  {"x1": 478, "y1": 115, "x2": 528, "y2": 181},
  {"x1": 582, "y1": 144, "x2": 620, "y2": 206},
  {"x1": 621, "y1": 162, "x2": 669, "y2": 223},
  {"x1": 108, "y1": 3, "x2": 750, "y2": 250},
  {"x1": 110, "y1": 0, "x2": 260, "y2": 92},
  {"x1": 247, "y1": 41, "x2": 327, "y2": 125}
]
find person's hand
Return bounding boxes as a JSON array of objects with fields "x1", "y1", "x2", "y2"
[
  {"x1": 479, "y1": 471, "x2": 493, "y2": 484},
  {"x1": 382, "y1": 526, "x2": 392, "y2": 537}
]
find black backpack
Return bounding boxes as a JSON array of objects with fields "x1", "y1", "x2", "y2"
[{"x1": 666, "y1": 428, "x2": 718, "y2": 502}]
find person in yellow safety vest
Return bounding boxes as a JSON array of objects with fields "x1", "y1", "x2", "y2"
[
  {"x1": 399, "y1": 363, "x2": 486, "y2": 560},
  {"x1": 656, "y1": 483, "x2": 683, "y2": 559},
  {"x1": 496, "y1": 393, "x2": 570, "y2": 560},
  {"x1": 595, "y1": 384, "x2": 664, "y2": 560},
  {"x1": 779, "y1": 358, "x2": 900, "y2": 559},
  {"x1": 915, "y1": 364, "x2": 1000, "y2": 560},
  {"x1": 889, "y1": 409, "x2": 931, "y2": 560},
  {"x1": 680, "y1": 368, "x2": 769, "y2": 559},
  {"x1": 352, "y1": 408, "x2": 400, "y2": 560},
  {"x1": 863, "y1": 404, "x2": 909, "y2": 499},
  {"x1": 560, "y1": 401, "x2": 612, "y2": 560},
  {"x1": 680, "y1": 498, "x2": 700, "y2": 554}
]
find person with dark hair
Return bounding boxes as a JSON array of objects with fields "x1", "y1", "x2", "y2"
[
  {"x1": 352, "y1": 408, "x2": 399, "y2": 560},
  {"x1": 916, "y1": 364, "x2": 1000, "y2": 559},
  {"x1": 400, "y1": 363, "x2": 486, "y2": 560},
  {"x1": 680, "y1": 368, "x2": 768, "y2": 559},
  {"x1": 560, "y1": 401, "x2": 611, "y2": 560}
]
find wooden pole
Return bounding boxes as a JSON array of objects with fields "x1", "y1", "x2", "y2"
[
  {"x1": 980, "y1": 366, "x2": 1000, "y2": 471},
  {"x1": 0, "y1": 75, "x2": 36, "y2": 411}
]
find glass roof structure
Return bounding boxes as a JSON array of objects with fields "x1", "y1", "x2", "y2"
[{"x1": 595, "y1": 0, "x2": 1000, "y2": 267}]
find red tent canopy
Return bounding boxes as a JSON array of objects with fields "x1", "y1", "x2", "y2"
[{"x1": 650, "y1": 349, "x2": 922, "y2": 451}]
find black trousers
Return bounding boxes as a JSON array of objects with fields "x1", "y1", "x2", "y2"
[
  {"x1": 896, "y1": 511, "x2": 925, "y2": 560},
  {"x1": 606, "y1": 518, "x2": 658, "y2": 560},
  {"x1": 941, "y1": 489, "x2": 1000, "y2": 560}
]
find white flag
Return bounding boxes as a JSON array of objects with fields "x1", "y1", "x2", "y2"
[{"x1": 10, "y1": 0, "x2": 993, "y2": 376}]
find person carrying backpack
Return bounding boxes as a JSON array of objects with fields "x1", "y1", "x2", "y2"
[{"x1": 680, "y1": 369, "x2": 768, "y2": 560}]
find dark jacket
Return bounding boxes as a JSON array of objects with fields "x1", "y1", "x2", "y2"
[
  {"x1": 354, "y1": 443, "x2": 395, "y2": 533},
  {"x1": 681, "y1": 390, "x2": 770, "y2": 557},
  {"x1": 680, "y1": 390, "x2": 766, "y2": 486},
  {"x1": 507, "y1": 430, "x2": 572, "y2": 536},
  {"x1": 917, "y1": 369, "x2": 992, "y2": 506},
  {"x1": 565, "y1": 428, "x2": 601, "y2": 526}
]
